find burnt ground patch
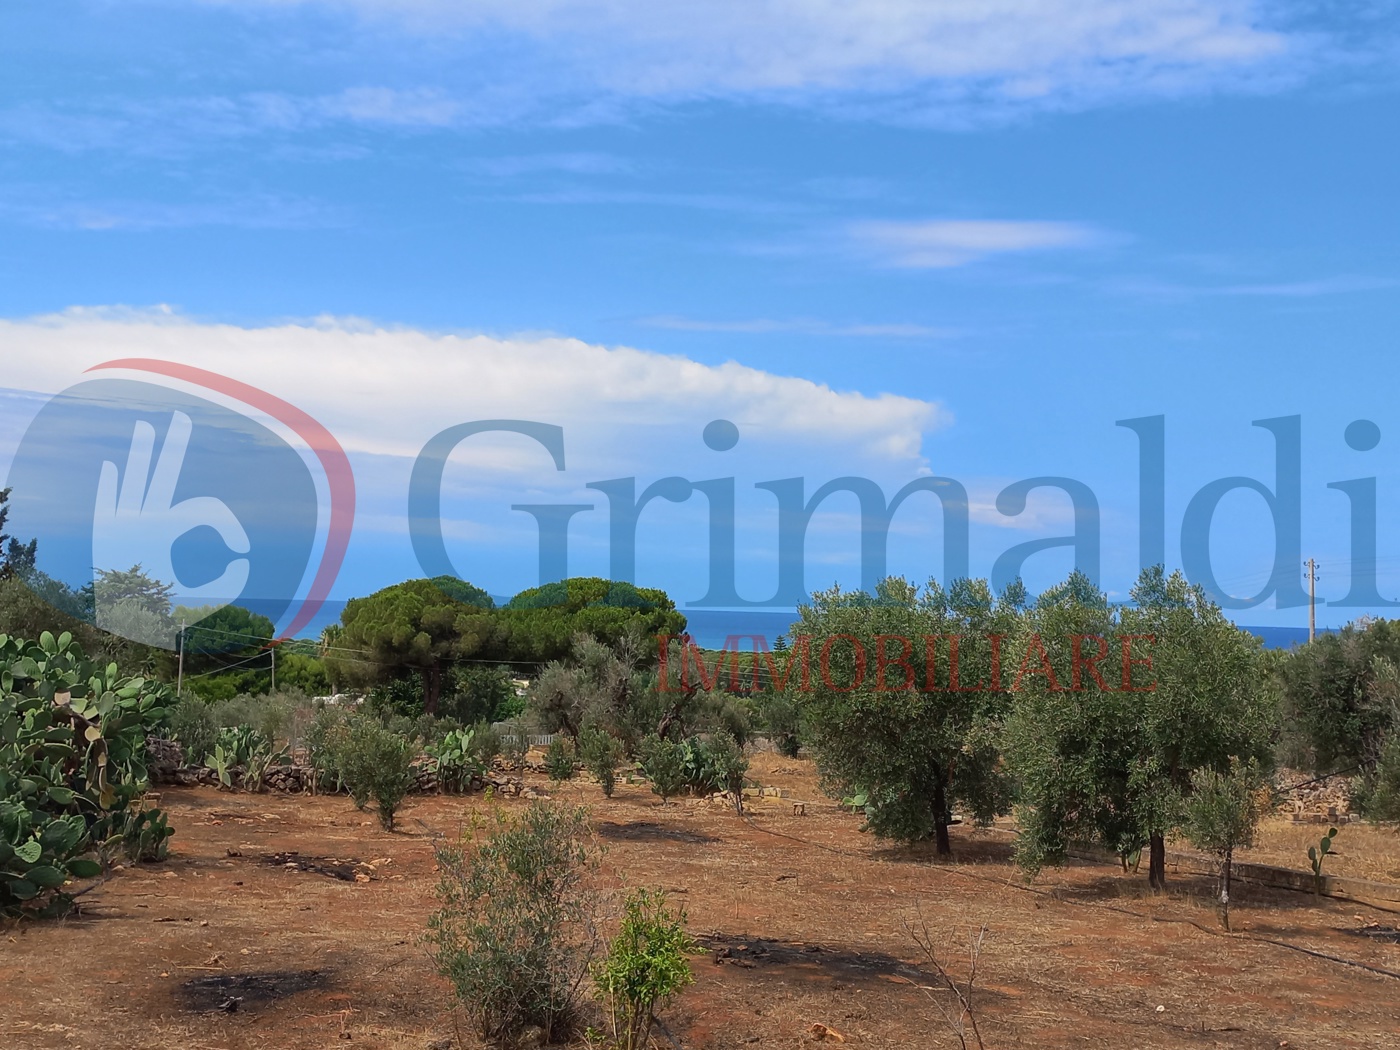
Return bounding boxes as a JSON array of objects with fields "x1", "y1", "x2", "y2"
[
  {"x1": 698, "y1": 933, "x2": 933, "y2": 985},
  {"x1": 596, "y1": 821, "x2": 718, "y2": 845},
  {"x1": 177, "y1": 969, "x2": 330, "y2": 1013},
  {"x1": 1344, "y1": 924, "x2": 1400, "y2": 944},
  {"x1": 260, "y1": 851, "x2": 363, "y2": 881}
]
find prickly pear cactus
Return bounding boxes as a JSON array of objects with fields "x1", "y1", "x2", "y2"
[
  {"x1": 0, "y1": 630, "x2": 175, "y2": 917},
  {"x1": 1308, "y1": 825, "x2": 1339, "y2": 895}
]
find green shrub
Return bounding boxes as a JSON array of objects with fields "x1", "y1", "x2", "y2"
[
  {"x1": 305, "y1": 705, "x2": 352, "y2": 794},
  {"x1": 701, "y1": 732, "x2": 748, "y2": 814},
  {"x1": 169, "y1": 696, "x2": 218, "y2": 767},
  {"x1": 466, "y1": 721, "x2": 501, "y2": 768},
  {"x1": 1353, "y1": 735, "x2": 1400, "y2": 821},
  {"x1": 673, "y1": 734, "x2": 744, "y2": 797},
  {"x1": 427, "y1": 803, "x2": 601, "y2": 1043},
  {"x1": 0, "y1": 631, "x2": 174, "y2": 918},
  {"x1": 757, "y1": 692, "x2": 802, "y2": 758},
  {"x1": 593, "y1": 888, "x2": 699, "y2": 1050},
  {"x1": 545, "y1": 737, "x2": 577, "y2": 783},
  {"x1": 580, "y1": 727, "x2": 623, "y2": 798},
  {"x1": 638, "y1": 736, "x2": 686, "y2": 805},
  {"x1": 337, "y1": 718, "x2": 415, "y2": 829}
]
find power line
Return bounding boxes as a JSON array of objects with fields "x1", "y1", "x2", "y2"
[{"x1": 185, "y1": 647, "x2": 276, "y2": 680}]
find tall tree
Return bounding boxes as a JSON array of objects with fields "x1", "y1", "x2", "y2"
[
  {"x1": 793, "y1": 576, "x2": 1019, "y2": 856},
  {"x1": 501, "y1": 577, "x2": 686, "y2": 664},
  {"x1": 328, "y1": 577, "x2": 497, "y2": 714},
  {"x1": 1277, "y1": 618, "x2": 1400, "y2": 776},
  {"x1": 0, "y1": 487, "x2": 37, "y2": 581},
  {"x1": 1006, "y1": 567, "x2": 1273, "y2": 891}
]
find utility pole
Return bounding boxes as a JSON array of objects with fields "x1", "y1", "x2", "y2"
[
  {"x1": 270, "y1": 644, "x2": 276, "y2": 693},
  {"x1": 1305, "y1": 559, "x2": 1318, "y2": 643},
  {"x1": 176, "y1": 621, "x2": 186, "y2": 696}
]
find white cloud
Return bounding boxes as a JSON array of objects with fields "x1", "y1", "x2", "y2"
[
  {"x1": 206, "y1": 0, "x2": 1294, "y2": 107},
  {"x1": 0, "y1": 2, "x2": 1355, "y2": 153},
  {"x1": 637, "y1": 316, "x2": 959, "y2": 338},
  {"x1": 849, "y1": 219, "x2": 1102, "y2": 268},
  {"x1": 0, "y1": 307, "x2": 946, "y2": 469},
  {"x1": 0, "y1": 190, "x2": 338, "y2": 232}
]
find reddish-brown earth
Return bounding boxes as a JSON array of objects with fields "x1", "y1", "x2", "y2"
[{"x1": 4, "y1": 754, "x2": 1399, "y2": 1049}]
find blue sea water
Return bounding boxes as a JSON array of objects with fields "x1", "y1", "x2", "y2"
[{"x1": 297, "y1": 599, "x2": 1328, "y2": 652}]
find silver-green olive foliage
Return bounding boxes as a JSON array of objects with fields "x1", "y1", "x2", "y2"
[
  {"x1": 1006, "y1": 567, "x2": 1273, "y2": 886},
  {"x1": 792, "y1": 576, "x2": 1021, "y2": 855}
]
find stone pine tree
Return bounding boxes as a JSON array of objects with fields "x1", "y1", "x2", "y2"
[
  {"x1": 328, "y1": 577, "x2": 497, "y2": 715},
  {"x1": 794, "y1": 576, "x2": 1019, "y2": 856}
]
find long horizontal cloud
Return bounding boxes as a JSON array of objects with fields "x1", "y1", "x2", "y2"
[
  {"x1": 849, "y1": 219, "x2": 1104, "y2": 268},
  {"x1": 208, "y1": 0, "x2": 1293, "y2": 103},
  {"x1": 59, "y1": 0, "x2": 1342, "y2": 140},
  {"x1": 0, "y1": 307, "x2": 946, "y2": 470}
]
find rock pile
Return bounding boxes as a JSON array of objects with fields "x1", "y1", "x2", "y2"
[{"x1": 1276, "y1": 768, "x2": 1355, "y2": 822}]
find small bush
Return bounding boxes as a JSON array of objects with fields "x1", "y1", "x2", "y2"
[
  {"x1": 427, "y1": 802, "x2": 601, "y2": 1043},
  {"x1": 593, "y1": 888, "x2": 699, "y2": 1050},
  {"x1": 580, "y1": 727, "x2": 623, "y2": 798},
  {"x1": 1353, "y1": 735, "x2": 1400, "y2": 821},
  {"x1": 467, "y1": 721, "x2": 502, "y2": 768},
  {"x1": 638, "y1": 736, "x2": 686, "y2": 805},
  {"x1": 701, "y1": 732, "x2": 748, "y2": 814},
  {"x1": 169, "y1": 696, "x2": 218, "y2": 767},
  {"x1": 305, "y1": 705, "x2": 352, "y2": 794},
  {"x1": 337, "y1": 718, "x2": 415, "y2": 829},
  {"x1": 545, "y1": 737, "x2": 577, "y2": 783},
  {"x1": 757, "y1": 692, "x2": 802, "y2": 758}
]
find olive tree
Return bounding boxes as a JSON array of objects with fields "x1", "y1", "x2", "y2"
[
  {"x1": 1006, "y1": 567, "x2": 1273, "y2": 891},
  {"x1": 793, "y1": 577, "x2": 1019, "y2": 856}
]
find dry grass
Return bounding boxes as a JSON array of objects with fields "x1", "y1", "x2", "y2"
[{"x1": 1233, "y1": 817, "x2": 1400, "y2": 884}]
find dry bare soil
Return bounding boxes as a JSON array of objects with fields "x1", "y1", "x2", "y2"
[{"x1": 4, "y1": 754, "x2": 1400, "y2": 1050}]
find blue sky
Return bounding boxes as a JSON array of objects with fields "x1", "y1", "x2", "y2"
[{"x1": 2, "y1": 0, "x2": 1400, "y2": 636}]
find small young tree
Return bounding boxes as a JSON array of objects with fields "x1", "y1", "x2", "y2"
[
  {"x1": 593, "y1": 888, "x2": 699, "y2": 1050},
  {"x1": 579, "y1": 726, "x2": 624, "y2": 798},
  {"x1": 1181, "y1": 759, "x2": 1266, "y2": 930},
  {"x1": 545, "y1": 737, "x2": 578, "y2": 783},
  {"x1": 756, "y1": 691, "x2": 802, "y2": 758},
  {"x1": 336, "y1": 718, "x2": 415, "y2": 829},
  {"x1": 639, "y1": 735, "x2": 686, "y2": 806},
  {"x1": 702, "y1": 731, "x2": 748, "y2": 815}
]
